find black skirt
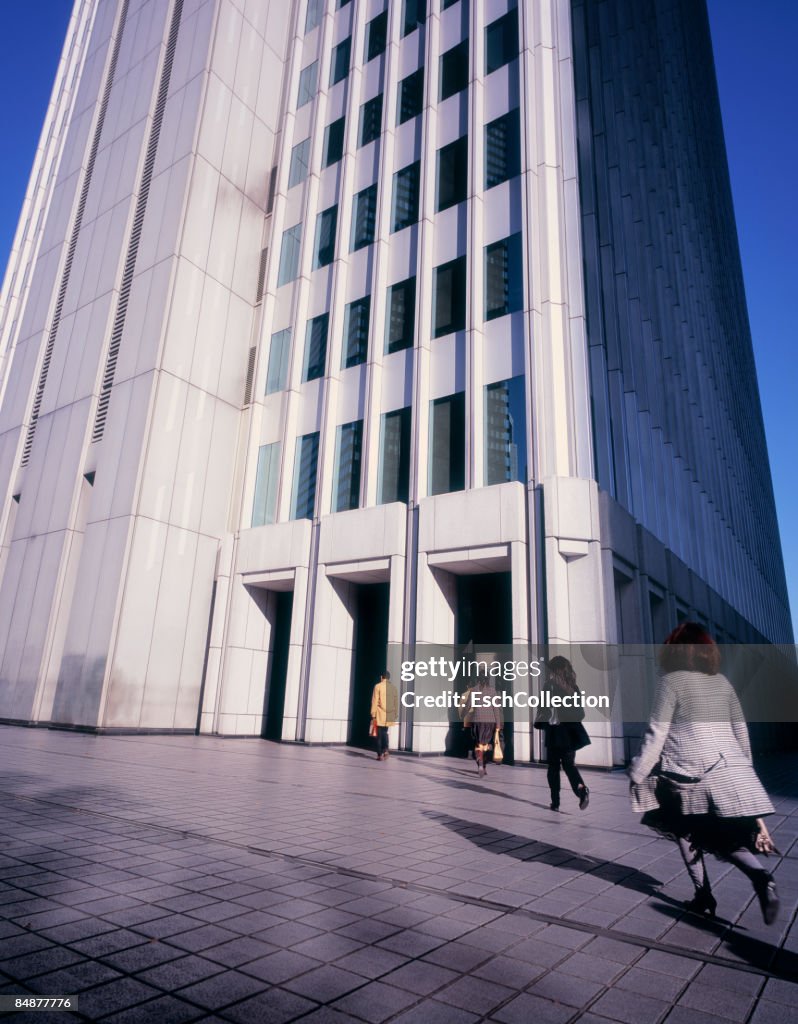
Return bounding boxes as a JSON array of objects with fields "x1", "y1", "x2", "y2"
[
  {"x1": 472, "y1": 723, "x2": 496, "y2": 747},
  {"x1": 641, "y1": 777, "x2": 760, "y2": 859}
]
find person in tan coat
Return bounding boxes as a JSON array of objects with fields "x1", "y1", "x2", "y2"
[{"x1": 370, "y1": 671, "x2": 399, "y2": 760}]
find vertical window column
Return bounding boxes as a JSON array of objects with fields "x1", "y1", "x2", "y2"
[{"x1": 291, "y1": 433, "x2": 320, "y2": 520}]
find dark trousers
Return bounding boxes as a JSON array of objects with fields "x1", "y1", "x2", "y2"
[
  {"x1": 547, "y1": 750, "x2": 585, "y2": 804},
  {"x1": 376, "y1": 726, "x2": 389, "y2": 755}
]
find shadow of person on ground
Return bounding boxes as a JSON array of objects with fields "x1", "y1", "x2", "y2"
[
  {"x1": 649, "y1": 891, "x2": 798, "y2": 978},
  {"x1": 424, "y1": 809, "x2": 661, "y2": 893}
]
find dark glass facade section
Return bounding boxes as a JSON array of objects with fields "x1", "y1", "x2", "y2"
[
  {"x1": 330, "y1": 36, "x2": 351, "y2": 85},
  {"x1": 436, "y1": 135, "x2": 468, "y2": 211},
  {"x1": 402, "y1": 0, "x2": 426, "y2": 36},
  {"x1": 351, "y1": 183, "x2": 378, "y2": 251},
  {"x1": 485, "y1": 109, "x2": 520, "y2": 188},
  {"x1": 379, "y1": 407, "x2": 411, "y2": 504},
  {"x1": 439, "y1": 40, "x2": 469, "y2": 101},
  {"x1": 571, "y1": 0, "x2": 792, "y2": 642},
  {"x1": 385, "y1": 277, "x2": 416, "y2": 353},
  {"x1": 303, "y1": 313, "x2": 329, "y2": 382},
  {"x1": 343, "y1": 296, "x2": 370, "y2": 368},
  {"x1": 429, "y1": 392, "x2": 465, "y2": 495},
  {"x1": 314, "y1": 205, "x2": 338, "y2": 268},
  {"x1": 323, "y1": 117, "x2": 346, "y2": 167},
  {"x1": 392, "y1": 161, "x2": 420, "y2": 232},
  {"x1": 291, "y1": 432, "x2": 319, "y2": 520},
  {"x1": 485, "y1": 233, "x2": 523, "y2": 319},
  {"x1": 398, "y1": 68, "x2": 424, "y2": 124},
  {"x1": 359, "y1": 93, "x2": 383, "y2": 146},
  {"x1": 485, "y1": 377, "x2": 527, "y2": 485},
  {"x1": 442, "y1": 0, "x2": 459, "y2": 8},
  {"x1": 366, "y1": 11, "x2": 388, "y2": 61},
  {"x1": 288, "y1": 138, "x2": 310, "y2": 187},
  {"x1": 485, "y1": 9, "x2": 518, "y2": 74},
  {"x1": 433, "y1": 256, "x2": 466, "y2": 337},
  {"x1": 334, "y1": 420, "x2": 363, "y2": 512}
]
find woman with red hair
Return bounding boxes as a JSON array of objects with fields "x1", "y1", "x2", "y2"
[{"x1": 629, "y1": 623, "x2": 779, "y2": 923}]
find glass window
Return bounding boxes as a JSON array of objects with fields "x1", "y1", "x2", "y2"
[
  {"x1": 402, "y1": 0, "x2": 426, "y2": 36},
  {"x1": 397, "y1": 67, "x2": 424, "y2": 125},
  {"x1": 485, "y1": 108, "x2": 521, "y2": 188},
  {"x1": 392, "y1": 161, "x2": 420, "y2": 232},
  {"x1": 297, "y1": 61, "x2": 318, "y2": 107},
  {"x1": 343, "y1": 296, "x2": 370, "y2": 368},
  {"x1": 440, "y1": 39, "x2": 468, "y2": 101},
  {"x1": 314, "y1": 205, "x2": 338, "y2": 268},
  {"x1": 436, "y1": 135, "x2": 468, "y2": 211},
  {"x1": 305, "y1": 0, "x2": 322, "y2": 32},
  {"x1": 485, "y1": 233, "x2": 523, "y2": 320},
  {"x1": 291, "y1": 432, "x2": 320, "y2": 520},
  {"x1": 359, "y1": 93, "x2": 383, "y2": 147},
  {"x1": 485, "y1": 377, "x2": 527, "y2": 485},
  {"x1": 302, "y1": 313, "x2": 329, "y2": 382},
  {"x1": 323, "y1": 116, "x2": 346, "y2": 167},
  {"x1": 252, "y1": 443, "x2": 281, "y2": 527},
  {"x1": 266, "y1": 328, "x2": 291, "y2": 394},
  {"x1": 351, "y1": 183, "x2": 378, "y2": 251},
  {"x1": 429, "y1": 392, "x2": 465, "y2": 495},
  {"x1": 385, "y1": 276, "x2": 416, "y2": 353},
  {"x1": 442, "y1": 0, "x2": 459, "y2": 7},
  {"x1": 433, "y1": 256, "x2": 466, "y2": 337},
  {"x1": 337, "y1": 0, "x2": 351, "y2": 7},
  {"x1": 485, "y1": 9, "x2": 518, "y2": 74},
  {"x1": 365, "y1": 10, "x2": 388, "y2": 61},
  {"x1": 330, "y1": 36, "x2": 351, "y2": 85},
  {"x1": 333, "y1": 420, "x2": 363, "y2": 512},
  {"x1": 288, "y1": 138, "x2": 311, "y2": 188},
  {"x1": 277, "y1": 224, "x2": 301, "y2": 285},
  {"x1": 379, "y1": 407, "x2": 411, "y2": 503}
]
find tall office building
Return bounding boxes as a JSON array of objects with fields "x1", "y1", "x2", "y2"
[{"x1": 0, "y1": 0, "x2": 791, "y2": 764}]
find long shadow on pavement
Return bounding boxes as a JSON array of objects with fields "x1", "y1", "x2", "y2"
[
  {"x1": 423, "y1": 810, "x2": 661, "y2": 893},
  {"x1": 649, "y1": 893, "x2": 798, "y2": 978}
]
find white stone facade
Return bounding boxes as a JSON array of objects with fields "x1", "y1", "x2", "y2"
[{"x1": 0, "y1": 0, "x2": 790, "y2": 766}]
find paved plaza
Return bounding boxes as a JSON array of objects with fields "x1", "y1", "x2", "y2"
[{"x1": 0, "y1": 727, "x2": 796, "y2": 1023}]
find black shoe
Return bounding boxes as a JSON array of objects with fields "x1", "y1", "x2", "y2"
[
  {"x1": 754, "y1": 871, "x2": 780, "y2": 926},
  {"x1": 578, "y1": 786, "x2": 590, "y2": 811},
  {"x1": 550, "y1": 802, "x2": 560, "y2": 811},
  {"x1": 684, "y1": 887, "x2": 717, "y2": 917}
]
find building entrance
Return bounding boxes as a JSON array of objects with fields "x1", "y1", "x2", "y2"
[
  {"x1": 262, "y1": 590, "x2": 293, "y2": 741},
  {"x1": 455, "y1": 571, "x2": 514, "y2": 762},
  {"x1": 348, "y1": 582, "x2": 390, "y2": 748}
]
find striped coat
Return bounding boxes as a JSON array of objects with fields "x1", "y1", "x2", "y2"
[{"x1": 629, "y1": 671, "x2": 773, "y2": 818}]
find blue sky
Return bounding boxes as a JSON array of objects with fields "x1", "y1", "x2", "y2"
[{"x1": 0, "y1": 1, "x2": 795, "y2": 639}]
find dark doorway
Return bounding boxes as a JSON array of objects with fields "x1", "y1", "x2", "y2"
[
  {"x1": 349, "y1": 581, "x2": 390, "y2": 748},
  {"x1": 262, "y1": 591, "x2": 293, "y2": 741},
  {"x1": 454, "y1": 571, "x2": 515, "y2": 763},
  {"x1": 456, "y1": 572, "x2": 512, "y2": 646}
]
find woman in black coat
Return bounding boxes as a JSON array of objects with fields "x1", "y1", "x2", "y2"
[{"x1": 536, "y1": 656, "x2": 590, "y2": 811}]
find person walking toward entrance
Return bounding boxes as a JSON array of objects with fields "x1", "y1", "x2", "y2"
[
  {"x1": 370, "y1": 671, "x2": 399, "y2": 761},
  {"x1": 629, "y1": 623, "x2": 779, "y2": 924},
  {"x1": 535, "y1": 656, "x2": 590, "y2": 811},
  {"x1": 463, "y1": 675, "x2": 504, "y2": 777}
]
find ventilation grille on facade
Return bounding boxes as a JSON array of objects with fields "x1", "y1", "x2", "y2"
[
  {"x1": 243, "y1": 346, "x2": 256, "y2": 406},
  {"x1": 266, "y1": 167, "x2": 277, "y2": 215},
  {"x1": 20, "y1": 0, "x2": 131, "y2": 468},
  {"x1": 91, "y1": 0, "x2": 184, "y2": 444},
  {"x1": 255, "y1": 247, "x2": 268, "y2": 303}
]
